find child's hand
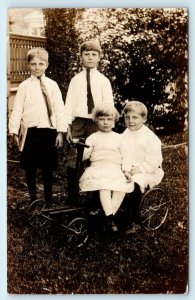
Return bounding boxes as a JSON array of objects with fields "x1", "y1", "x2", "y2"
[
  {"x1": 130, "y1": 165, "x2": 141, "y2": 176},
  {"x1": 55, "y1": 132, "x2": 64, "y2": 148},
  {"x1": 66, "y1": 125, "x2": 73, "y2": 144},
  {"x1": 13, "y1": 134, "x2": 19, "y2": 147},
  {"x1": 123, "y1": 171, "x2": 132, "y2": 183}
]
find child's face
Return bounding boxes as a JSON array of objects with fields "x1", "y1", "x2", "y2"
[
  {"x1": 96, "y1": 115, "x2": 115, "y2": 132},
  {"x1": 124, "y1": 111, "x2": 146, "y2": 131},
  {"x1": 28, "y1": 56, "x2": 48, "y2": 78},
  {"x1": 81, "y1": 50, "x2": 100, "y2": 69}
]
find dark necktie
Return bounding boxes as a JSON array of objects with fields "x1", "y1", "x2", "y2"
[
  {"x1": 39, "y1": 77, "x2": 53, "y2": 127},
  {"x1": 86, "y1": 69, "x2": 94, "y2": 113}
]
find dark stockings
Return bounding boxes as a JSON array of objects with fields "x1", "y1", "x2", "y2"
[
  {"x1": 130, "y1": 183, "x2": 142, "y2": 223},
  {"x1": 25, "y1": 167, "x2": 53, "y2": 203},
  {"x1": 66, "y1": 167, "x2": 78, "y2": 204},
  {"x1": 42, "y1": 167, "x2": 53, "y2": 204},
  {"x1": 25, "y1": 168, "x2": 37, "y2": 202}
]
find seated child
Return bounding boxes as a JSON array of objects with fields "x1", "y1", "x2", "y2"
[
  {"x1": 79, "y1": 103, "x2": 134, "y2": 232},
  {"x1": 121, "y1": 101, "x2": 164, "y2": 215}
]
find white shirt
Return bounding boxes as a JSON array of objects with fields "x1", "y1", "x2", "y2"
[
  {"x1": 122, "y1": 125, "x2": 163, "y2": 172},
  {"x1": 64, "y1": 68, "x2": 114, "y2": 128},
  {"x1": 9, "y1": 74, "x2": 66, "y2": 134},
  {"x1": 121, "y1": 125, "x2": 164, "y2": 190}
]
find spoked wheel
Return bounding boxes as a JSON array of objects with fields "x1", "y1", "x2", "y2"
[
  {"x1": 27, "y1": 199, "x2": 50, "y2": 227},
  {"x1": 66, "y1": 217, "x2": 89, "y2": 248},
  {"x1": 139, "y1": 188, "x2": 168, "y2": 230}
]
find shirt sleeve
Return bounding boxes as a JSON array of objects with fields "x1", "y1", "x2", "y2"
[
  {"x1": 64, "y1": 78, "x2": 74, "y2": 129},
  {"x1": 139, "y1": 136, "x2": 163, "y2": 174},
  {"x1": 102, "y1": 77, "x2": 114, "y2": 104},
  {"x1": 9, "y1": 83, "x2": 26, "y2": 135},
  {"x1": 82, "y1": 135, "x2": 94, "y2": 161},
  {"x1": 51, "y1": 81, "x2": 66, "y2": 132},
  {"x1": 119, "y1": 138, "x2": 132, "y2": 172}
]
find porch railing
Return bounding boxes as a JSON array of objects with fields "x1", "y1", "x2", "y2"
[{"x1": 9, "y1": 33, "x2": 46, "y2": 84}]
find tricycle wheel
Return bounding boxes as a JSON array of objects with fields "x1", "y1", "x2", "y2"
[
  {"x1": 139, "y1": 188, "x2": 168, "y2": 230},
  {"x1": 27, "y1": 199, "x2": 49, "y2": 227},
  {"x1": 66, "y1": 217, "x2": 89, "y2": 248}
]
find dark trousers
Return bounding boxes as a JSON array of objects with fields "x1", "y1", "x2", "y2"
[
  {"x1": 25, "y1": 166, "x2": 53, "y2": 203},
  {"x1": 65, "y1": 117, "x2": 98, "y2": 168},
  {"x1": 117, "y1": 183, "x2": 142, "y2": 228},
  {"x1": 21, "y1": 127, "x2": 57, "y2": 203},
  {"x1": 65, "y1": 117, "x2": 98, "y2": 202},
  {"x1": 129, "y1": 183, "x2": 142, "y2": 223}
]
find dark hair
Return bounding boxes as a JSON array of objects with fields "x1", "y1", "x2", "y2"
[{"x1": 80, "y1": 40, "x2": 101, "y2": 55}]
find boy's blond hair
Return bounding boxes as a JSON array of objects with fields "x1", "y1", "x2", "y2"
[
  {"x1": 123, "y1": 101, "x2": 148, "y2": 118},
  {"x1": 80, "y1": 40, "x2": 101, "y2": 55},
  {"x1": 27, "y1": 48, "x2": 49, "y2": 63},
  {"x1": 92, "y1": 103, "x2": 120, "y2": 123}
]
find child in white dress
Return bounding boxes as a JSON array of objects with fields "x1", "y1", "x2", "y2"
[{"x1": 79, "y1": 103, "x2": 134, "y2": 232}]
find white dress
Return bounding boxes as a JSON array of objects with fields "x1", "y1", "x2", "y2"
[
  {"x1": 79, "y1": 131, "x2": 134, "y2": 193},
  {"x1": 121, "y1": 125, "x2": 164, "y2": 192}
]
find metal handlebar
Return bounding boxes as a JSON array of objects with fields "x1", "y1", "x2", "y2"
[
  {"x1": 71, "y1": 138, "x2": 90, "y2": 149},
  {"x1": 74, "y1": 141, "x2": 90, "y2": 148}
]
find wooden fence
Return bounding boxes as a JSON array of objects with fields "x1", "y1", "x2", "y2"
[{"x1": 9, "y1": 33, "x2": 46, "y2": 84}]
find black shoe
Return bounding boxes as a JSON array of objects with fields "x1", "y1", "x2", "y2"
[
  {"x1": 106, "y1": 215, "x2": 119, "y2": 232},
  {"x1": 30, "y1": 193, "x2": 37, "y2": 203},
  {"x1": 111, "y1": 220, "x2": 119, "y2": 232},
  {"x1": 45, "y1": 202, "x2": 52, "y2": 209},
  {"x1": 125, "y1": 223, "x2": 140, "y2": 235}
]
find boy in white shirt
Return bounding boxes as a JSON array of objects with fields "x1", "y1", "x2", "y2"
[
  {"x1": 121, "y1": 101, "x2": 164, "y2": 221},
  {"x1": 9, "y1": 48, "x2": 66, "y2": 206},
  {"x1": 64, "y1": 40, "x2": 114, "y2": 202}
]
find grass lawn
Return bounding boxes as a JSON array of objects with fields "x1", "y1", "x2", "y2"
[{"x1": 7, "y1": 132, "x2": 188, "y2": 294}]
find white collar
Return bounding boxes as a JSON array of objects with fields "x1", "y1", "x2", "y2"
[
  {"x1": 30, "y1": 74, "x2": 46, "y2": 81},
  {"x1": 83, "y1": 67, "x2": 97, "y2": 74}
]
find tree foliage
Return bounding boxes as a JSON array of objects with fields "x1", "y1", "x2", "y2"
[
  {"x1": 43, "y1": 8, "x2": 188, "y2": 134},
  {"x1": 43, "y1": 8, "x2": 84, "y2": 99}
]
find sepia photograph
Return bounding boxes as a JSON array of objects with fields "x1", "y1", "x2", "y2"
[{"x1": 7, "y1": 8, "x2": 188, "y2": 294}]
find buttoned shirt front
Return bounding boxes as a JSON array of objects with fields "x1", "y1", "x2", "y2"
[
  {"x1": 9, "y1": 74, "x2": 66, "y2": 135},
  {"x1": 121, "y1": 125, "x2": 164, "y2": 190},
  {"x1": 64, "y1": 68, "x2": 114, "y2": 129},
  {"x1": 122, "y1": 125, "x2": 163, "y2": 173}
]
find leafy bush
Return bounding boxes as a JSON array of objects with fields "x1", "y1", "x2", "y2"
[{"x1": 43, "y1": 8, "x2": 188, "y2": 134}]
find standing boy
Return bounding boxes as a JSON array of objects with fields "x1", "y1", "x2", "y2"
[
  {"x1": 64, "y1": 40, "x2": 114, "y2": 202},
  {"x1": 9, "y1": 48, "x2": 66, "y2": 206}
]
